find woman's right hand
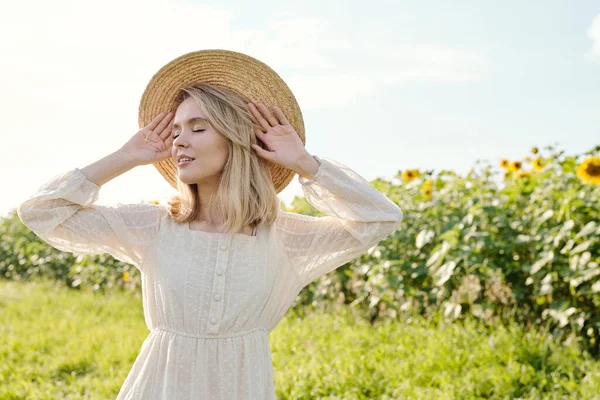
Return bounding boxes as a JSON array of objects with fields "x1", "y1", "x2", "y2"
[{"x1": 120, "y1": 112, "x2": 175, "y2": 166}]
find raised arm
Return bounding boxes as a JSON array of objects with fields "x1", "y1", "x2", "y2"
[
  {"x1": 276, "y1": 156, "x2": 403, "y2": 289},
  {"x1": 17, "y1": 150, "x2": 165, "y2": 272},
  {"x1": 17, "y1": 111, "x2": 176, "y2": 272}
]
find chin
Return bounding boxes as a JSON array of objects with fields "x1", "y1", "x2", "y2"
[
  {"x1": 178, "y1": 175, "x2": 194, "y2": 183},
  {"x1": 177, "y1": 170, "x2": 193, "y2": 180}
]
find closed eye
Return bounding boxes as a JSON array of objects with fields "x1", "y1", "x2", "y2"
[{"x1": 173, "y1": 129, "x2": 205, "y2": 139}]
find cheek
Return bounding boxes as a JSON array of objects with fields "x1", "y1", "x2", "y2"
[{"x1": 203, "y1": 136, "x2": 228, "y2": 153}]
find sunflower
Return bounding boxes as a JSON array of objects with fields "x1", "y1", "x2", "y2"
[
  {"x1": 576, "y1": 156, "x2": 600, "y2": 185},
  {"x1": 402, "y1": 169, "x2": 419, "y2": 183},
  {"x1": 509, "y1": 161, "x2": 522, "y2": 172},
  {"x1": 500, "y1": 159, "x2": 510, "y2": 169},
  {"x1": 531, "y1": 147, "x2": 538, "y2": 154},
  {"x1": 516, "y1": 170, "x2": 531, "y2": 179},
  {"x1": 421, "y1": 187, "x2": 432, "y2": 200},
  {"x1": 123, "y1": 272, "x2": 130, "y2": 282},
  {"x1": 532, "y1": 157, "x2": 544, "y2": 171},
  {"x1": 151, "y1": 200, "x2": 160, "y2": 205},
  {"x1": 420, "y1": 180, "x2": 433, "y2": 198}
]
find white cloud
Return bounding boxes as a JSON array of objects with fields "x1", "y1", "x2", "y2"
[
  {"x1": 256, "y1": 17, "x2": 487, "y2": 109},
  {"x1": 585, "y1": 14, "x2": 600, "y2": 62},
  {"x1": 287, "y1": 44, "x2": 487, "y2": 109}
]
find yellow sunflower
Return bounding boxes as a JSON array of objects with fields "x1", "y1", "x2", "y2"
[
  {"x1": 402, "y1": 169, "x2": 419, "y2": 183},
  {"x1": 500, "y1": 159, "x2": 510, "y2": 169},
  {"x1": 123, "y1": 272, "x2": 130, "y2": 282},
  {"x1": 421, "y1": 187, "x2": 432, "y2": 200},
  {"x1": 509, "y1": 161, "x2": 522, "y2": 172},
  {"x1": 532, "y1": 157, "x2": 544, "y2": 171},
  {"x1": 531, "y1": 147, "x2": 538, "y2": 154},
  {"x1": 420, "y1": 180, "x2": 433, "y2": 198},
  {"x1": 576, "y1": 156, "x2": 600, "y2": 185},
  {"x1": 151, "y1": 200, "x2": 160, "y2": 205},
  {"x1": 516, "y1": 170, "x2": 531, "y2": 179}
]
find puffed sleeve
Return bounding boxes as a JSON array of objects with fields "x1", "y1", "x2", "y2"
[
  {"x1": 276, "y1": 156, "x2": 403, "y2": 289},
  {"x1": 16, "y1": 168, "x2": 165, "y2": 272}
]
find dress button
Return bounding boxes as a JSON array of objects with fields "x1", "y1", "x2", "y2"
[
  {"x1": 210, "y1": 316, "x2": 217, "y2": 324},
  {"x1": 213, "y1": 293, "x2": 221, "y2": 301},
  {"x1": 216, "y1": 268, "x2": 223, "y2": 276},
  {"x1": 220, "y1": 244, "x2": 228, "y2": 251}
]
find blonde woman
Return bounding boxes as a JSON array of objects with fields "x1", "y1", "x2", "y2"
[{"x1": 17, "y1": 50, "x2": 404, "y2": 400}]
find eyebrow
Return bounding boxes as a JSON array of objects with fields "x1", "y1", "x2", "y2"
[{"x1": 172, "y1": 117, "x2": 208, "y2": 128}]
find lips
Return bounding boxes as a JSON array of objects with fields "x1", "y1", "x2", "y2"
[{"x1": 177, "y1": 158, "x2": 194, "y2": 167}]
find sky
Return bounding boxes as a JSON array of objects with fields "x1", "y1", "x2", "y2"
[{"x1": 1, "y1": 0, "x2": 599, "y2": 218}]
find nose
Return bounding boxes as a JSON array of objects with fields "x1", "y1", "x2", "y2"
[
  {"x1": 171, "y1": 135, "x2": 190, "y2": 162},
  {"x1": 172, "y1": 132, "x2": 189, "y2": 148}
]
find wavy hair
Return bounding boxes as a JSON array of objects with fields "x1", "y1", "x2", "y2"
[{"x1": 165, "y1": 83, "x2": 281, "y2": 234}]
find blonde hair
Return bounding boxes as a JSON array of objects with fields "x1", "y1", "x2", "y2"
[{"x1": 166, "y1": 83, "x2": 281, "y2": 233}]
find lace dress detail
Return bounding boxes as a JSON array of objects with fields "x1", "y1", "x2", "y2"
[{"x1": 17, "y1": 155, "x2": 403, "y2": 399}]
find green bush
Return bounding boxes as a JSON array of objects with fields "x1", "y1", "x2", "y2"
[
  {"x1": 0, "y1": 205, "x2": 145, "y2": 293},
  {"x1": 287, "y1": 145, "x2": 600, "y2": 356}
]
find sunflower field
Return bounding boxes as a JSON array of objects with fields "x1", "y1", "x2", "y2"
[{"x1": 288, "y1": 145, "x2": 600, "y2": 355}]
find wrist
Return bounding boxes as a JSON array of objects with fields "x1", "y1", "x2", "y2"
[
  {"x1": 293, "y1": 152, "x2": 320, "y2": 181},
  {"x1": 116, "y1": 148, "x2": 144, "y2": 169}
]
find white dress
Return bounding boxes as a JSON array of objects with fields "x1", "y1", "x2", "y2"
[{"x1": 17, "y1": 155, "x2": 403, "y2": 399}]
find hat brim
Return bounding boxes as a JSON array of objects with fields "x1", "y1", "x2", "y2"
[{"x1": 138, "y1": 49, "x2": 305, "y2": 194}]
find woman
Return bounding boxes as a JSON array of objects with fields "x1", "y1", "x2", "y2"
[{"x1": 17, "y1": 50, "x2": 404, "y2": 399}]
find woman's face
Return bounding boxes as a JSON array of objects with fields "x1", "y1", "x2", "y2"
[{"x1": 171, "y1": 96, "x2": 229, "y2": 185}]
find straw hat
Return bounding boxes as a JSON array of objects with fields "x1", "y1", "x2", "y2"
[{"x1": 138, "y1": 49, "x2": 305, "y2": 194}]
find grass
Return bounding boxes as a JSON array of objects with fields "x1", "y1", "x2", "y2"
[{"x1": 1, "y1": 279, "x2": 599, "y2": 399}]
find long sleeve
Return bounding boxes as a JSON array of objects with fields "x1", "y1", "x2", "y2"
[
  {"x1": 16, "y1": 168, "x2": 164, "y2": 272},
  {"x1": 276, "y1": 156, "x2": 403, "y2": 289}
]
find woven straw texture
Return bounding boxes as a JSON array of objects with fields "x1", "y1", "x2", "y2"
[{"x1": 138, "y1": 49, "x2": 305, "y2": 194}]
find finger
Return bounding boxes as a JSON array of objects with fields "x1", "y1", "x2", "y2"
[
  {"x1": 154, "y1": 112, "x2": 174, "y2": 138},
  {"x1": 247, "y1": 106, "x2": 260, "y2": 126},
  {"x1": 158, "y1": 118, "x2": 174, "y2": 140},
  {"x1": 255, "y1": 103, "x2": 279, "y2": 127},
  {"x1": 247, "y1": 113, "x2": 264, "y2": 135},
  {"x1": 164, "y1": 132, "x2": 175, "y2": 149},
  {"x1": 147, "y1": 112, "x2": 169, "y2": 131},
  {"x1": 248, "y1": 103, "x2": 270, "y2": 132},
  {"x1": 254, "y1": 127, "x2": 267, "y2": 143},
  {"x1": 251, "y1": 143, "x2": 274, "y2": 161},
  {"x1": 272, "y1": 106, "x2": 290, "y2": 126}
]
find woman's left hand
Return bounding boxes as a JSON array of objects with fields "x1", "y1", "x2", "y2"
[{"x1": 248, "y1": 102, "x2": 309, "y2": 170}]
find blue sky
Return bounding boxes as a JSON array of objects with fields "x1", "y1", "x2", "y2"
[{"x1": 1, "y1": 0, "x2": 598, "y2": 217}]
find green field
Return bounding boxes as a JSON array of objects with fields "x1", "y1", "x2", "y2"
[{"x1": 1, "y1": 279, "x2": 599, "y2": 399}]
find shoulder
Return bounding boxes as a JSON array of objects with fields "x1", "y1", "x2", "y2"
[
  {"x1": 121, "y1": 202, "x2": 170, "y2": 232},
  {"x1": 276, "y1": 210, "x2": 312, "y2": 223},
  {"x1": 129, "y1": 202, "x2": 169, "y2": 220},
  {"x1": 274, "y1": 210, "x2": 321, "y2": 233},
  {"x1": 154, "y1": 204, "x2": 172, "y2": 227}
]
